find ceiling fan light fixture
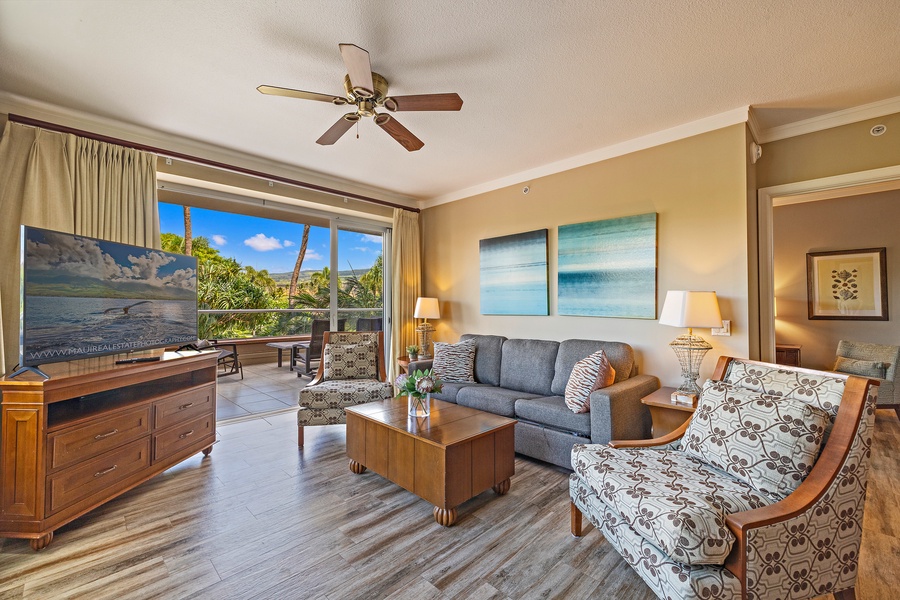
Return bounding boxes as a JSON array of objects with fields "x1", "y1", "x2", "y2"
[
  {"x1": 343, "y1": 113, "x2": 361, "y2": 122},
  {"x1": 331, "y1": 97, "x2": 348, "y2": 106},
  {"x1": 383, "y1": 97, "x2": 398, "y2": 112}
]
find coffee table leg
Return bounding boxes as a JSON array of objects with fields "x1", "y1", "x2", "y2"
[
  {"x1": 349, "y1": 459, "x2": 367, "y2": 474},
  {"x1": 433, "y1": 506, "x2": 457, "y2": 527},
  {"x1": 492, "y1": 478, "x2": 511, "y2": 495}
]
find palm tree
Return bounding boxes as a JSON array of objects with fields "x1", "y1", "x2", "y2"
[
  {"x1": 183, "y1": 206, "x2": 192, "y2": 256},
  {"x1": 288, "y1": 224, "x2": 311, "y2": 308}
]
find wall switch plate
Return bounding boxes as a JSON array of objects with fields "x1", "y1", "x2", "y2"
[{"x1": 711, "y1": 320, "x2": 731, "y2": 336}]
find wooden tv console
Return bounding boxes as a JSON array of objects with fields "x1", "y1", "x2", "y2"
[{"x1": 0, "y1": 351, "x2": 218, "y2": 550}]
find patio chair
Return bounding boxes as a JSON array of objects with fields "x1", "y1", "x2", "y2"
[
  {"x1": 297, "y1": 330, "x2": 391, "y2": 447},
  {"x1": 356, "y1": 316, "x2": 383, "y2": 331},
  {"x1": 196, "y1": 339, "x2": 243, "y2": 379},
  {"x1": 293, "y1": 318, "x2": 346, "y2": 376}
]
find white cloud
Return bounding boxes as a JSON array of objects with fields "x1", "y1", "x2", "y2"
[
  {"x1": 360, "y1": 234, "x2": 381, "y2": 244},
  {"x1": 283, "y1": 240, "x2": 295, "y2": 247},
  {"x1": 353, "y1": 246, "x2": 372, "y2": 253},
  {"x1": 304, "y1": 250, "x2": 324, "y2": 261},
  {"x1": 211, "y1": 234, "x2": 227, "y2": 246},
  {"x1": 244, "y1": 233, "x2": 283, "y2": 251}
]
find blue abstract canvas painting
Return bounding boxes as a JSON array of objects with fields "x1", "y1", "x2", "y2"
[
  {"x1": 480, "y1": 229, "x2": 549, "y2": 315},
  {"x1": 558, "y1": 213, "x2": 657, "y2": 318}
]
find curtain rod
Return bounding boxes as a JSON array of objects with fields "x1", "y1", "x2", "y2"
[{"x1": 8, "y1": 113, "x2": 419, "y2": 214}]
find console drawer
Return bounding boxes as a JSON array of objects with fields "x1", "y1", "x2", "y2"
[
  {"x1": 153, "y1": 384, "x2": 215, "y2": 430},
  {"x1": 48, "y1": 405, "x2": 151, "y2": 471},
  {"x1": 153, "y1": 413, "x2": 214, "y2": 462},
  {"x1": 47, "y1": 437, "x2": 151, "y2": 515}
]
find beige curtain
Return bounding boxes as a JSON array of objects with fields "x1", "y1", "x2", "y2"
[
  {"x1": 0, "y1": 122, "x2": 75, "y2": 373},
  {"x1": 74, "y1": 137, "x2": 160, "y2": 247},
  {"x1": 0, "y1": 122, "x2": 160, "y2": 374},
  {"x1": 390, "y1": 208, "x2": 422, "y2": 380}
]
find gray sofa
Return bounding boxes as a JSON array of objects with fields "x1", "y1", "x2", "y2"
[{"x1": 409, "y1": 334, "x2": 660, "y2": 468}]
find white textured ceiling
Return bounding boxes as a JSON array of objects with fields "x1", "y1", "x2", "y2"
[{"x1": 1, "y1": 0, "x2": 899, "y2": 202}]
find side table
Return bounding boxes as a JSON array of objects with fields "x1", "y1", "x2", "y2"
[
  {"x1": 642, "y1": 386, "x2": 696, "y2": 438},
  {"x1": 397, "y1": 355, "x2": 411, "y2": 374}
]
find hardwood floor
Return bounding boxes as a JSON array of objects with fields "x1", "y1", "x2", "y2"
[{"x1": 0, "y1": 410, "x2": 897, "y2": 599}]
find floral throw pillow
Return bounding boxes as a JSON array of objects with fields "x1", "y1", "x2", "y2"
[
  {"x1": 432, "y1": 338, "x2": 476, "y2": 382},
  {"x1": 682, "y1": 379, "x2": 829, "y2": 500},
  {"x1": 323, "y1": 342, "x2": 377, "y2": 380},
  {"x1": 564, "y1": 350, "x2": 616, "y2": 413}
]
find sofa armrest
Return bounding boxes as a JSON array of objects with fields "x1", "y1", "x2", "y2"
[
  {"x1": 407, "y1": 359, "x2": 434, "y2": 374},
  {"x1": 589, "y1": 374, "x2": 659, "y2": 444}
]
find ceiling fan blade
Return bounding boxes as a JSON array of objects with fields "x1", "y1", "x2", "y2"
[
  {"x1": 316, "y1": 114, "x2": 360, "y2": 146},
  {"x1": 339, "y1": 43, "x2": 375, "y2": 98},
  {"x1": 384, "y1": 93, "x2": 463, "y2": 112},
  {"x1": 257, "y1": 85, "x2": 347, "y2": 105},
  {"x1": 374, "y1": 114, "x2": 424, "y2": 152}
]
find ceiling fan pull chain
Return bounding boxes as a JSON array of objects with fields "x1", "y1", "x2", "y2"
[{"x1": 356, "y1": 120, "x2": 360, "y2": 139}]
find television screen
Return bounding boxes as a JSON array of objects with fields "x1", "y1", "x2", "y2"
[{"x1": 20, "y1": 226, "x2": 199, "y2": 367}]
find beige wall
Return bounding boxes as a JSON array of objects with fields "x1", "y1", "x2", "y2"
[
  {"x1": 757, "y1": 112, "x2": 900, "y2": 189},
  {"x1": 773, "y1": 190, "x2": 900, "y2": 370},
  {"x1": 422, "y1": 125, "x2": 751, "y2": 388}
]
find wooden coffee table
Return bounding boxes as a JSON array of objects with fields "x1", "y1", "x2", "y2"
[{"x1": 345, "y1": 397, "x2": 516, "y2": 527}]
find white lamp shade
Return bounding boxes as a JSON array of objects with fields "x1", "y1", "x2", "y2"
[
  {"x1": 659, "y1": 291, "x2": 722, "y2": 328},
  {"x1": 414, "y1": 297, "x2": 440, "y2": 319}
]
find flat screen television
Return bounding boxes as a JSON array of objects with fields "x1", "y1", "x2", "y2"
[{"x1": 19, "y1": 226, "x2": 199, "y2": 370}]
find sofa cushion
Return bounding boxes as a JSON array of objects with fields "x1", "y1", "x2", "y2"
[
  {"x1": 457, "y1": 385, "x2": 540, "y2": 417},
  {"x1": 432, "y1": 338, "x2": 476, "y2": 382},
  {"x1": 571, "y1": 444, "x2": 772, "y2": 566},
  {"x1": 564, "y1": 350, "x2": 616, "y2": 413},
  {"x1": 499, "y1": 338, "x2": 559, "y2": 395},
  {"x1": 431, "y1": 381, "x2": 486, "y2": 403},
  {"x1": 683, "y1": 379, "x2": 829, "y2": 501},
  {"x1": 725, "y1": 360, "x2": 845, "y2": 423},
  {"x1": 460, "y1": 334, "x2": 506, "y2": 386},
  {"x1": 551, "y1": 339, "x2": 635, "y2": 395},
  {"x1": 515, "y1": 396, "x2": 591, "y2": 437},
  {"x1": 323, "y1": 341, "x2": 377, "y2": 380},
  {"x1": 833, "y1": 356, "x2": 887, "y2": 379}
]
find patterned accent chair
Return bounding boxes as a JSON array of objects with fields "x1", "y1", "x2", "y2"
[
  {"x1": 570, "y1": 357, "x2": 878, "y2": 600},
  {"x1": 297, "y1": 331, "x2": 392, "y2": 447},
  {"x1": 833, "y1": 339, "x2": 900, "y2": 418}
]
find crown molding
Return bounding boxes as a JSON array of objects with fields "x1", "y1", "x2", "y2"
[
  {"x1": 757, "y1": 95, "x2": 900, "y2": 144},
  {"x1": 421, "y1": 106, "x2": 751, "y2": 209},
  {"x1": 746, "y1": 108, "x2": 763, "y2": 143},
  {"x1": 0, "y1": 91, "x2": 418, "y2": 209}
]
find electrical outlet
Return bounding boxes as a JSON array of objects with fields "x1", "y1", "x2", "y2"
[{"x1": 711, "y1": 320, "x2": 731, "y2": 336}]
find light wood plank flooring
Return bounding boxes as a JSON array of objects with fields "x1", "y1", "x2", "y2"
[{"x1": 0, "y1": 410, "x2": 897, "y2": 599}]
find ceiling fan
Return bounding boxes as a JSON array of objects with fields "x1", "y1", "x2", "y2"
[{"x1": 258, "y1": 43, "x2": 463, "y2": 152}]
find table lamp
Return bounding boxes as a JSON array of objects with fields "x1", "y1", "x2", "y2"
[
  {"x1": 658, "y1": 290, "x2": 723, "y2": 396},
  {"x1": 414, "y1": 297, "x2": 440, "y2": 359}
]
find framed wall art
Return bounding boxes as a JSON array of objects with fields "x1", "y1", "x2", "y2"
[
  {"x1": 558, "y1": 213, "x2": 657, "y2": 319},
  {"x1": 807, "y1": 247, "x2": 888, "y2": 320},
  {"x1": 479, "y1": 229, "x2": 549, "y2": 315}
]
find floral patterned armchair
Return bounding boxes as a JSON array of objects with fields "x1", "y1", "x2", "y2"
[
  {"x1": 570, "y1": 357, "x2": 877, "y2": 600},
  {"x1": 297, "y1": 331, "x2": 392, "y2": 447}
]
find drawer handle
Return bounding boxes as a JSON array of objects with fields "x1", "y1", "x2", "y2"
[
  {"x1": 179, "y1": 402, "x2": 194, "y2": 410},
  {"x1": 94, "y1": 429, "x2": 119, "y2": 440},
  {"x1": 179, "y1": 429, "x2": 195, "y2": 439},
  {"x1": 94, "y1": 465, "x2": 118, "y2": 478}
]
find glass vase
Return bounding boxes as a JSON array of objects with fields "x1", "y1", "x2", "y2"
[{"x1": 408, "y1": 393, "x2": 431, "y2": 417}]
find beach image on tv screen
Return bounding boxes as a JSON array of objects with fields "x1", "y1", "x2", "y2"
[{"x1": 22, "y1": 227, "x2": 198, "y2": 365}]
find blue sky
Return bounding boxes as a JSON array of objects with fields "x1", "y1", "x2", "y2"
[{"x1": 159, "y1": 203, "x2": 383, "y2": 274}]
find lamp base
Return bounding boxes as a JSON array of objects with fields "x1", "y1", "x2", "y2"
[
  {"x1": 416, "y1": 322, "x2": 435, "y2": 360},
  {"x1": 669, "y1": 333, "x2": 712, "y2": 396}
]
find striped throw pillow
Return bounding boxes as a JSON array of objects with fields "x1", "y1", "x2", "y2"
[
  {"x1": 432, "y1": 339, "x2": 476, "y2": 382},
  {"x1": 564, "y1": 350, "x2": 616, "y2": 413}
]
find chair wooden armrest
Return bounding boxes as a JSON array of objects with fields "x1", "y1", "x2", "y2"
[{"x1": 608, "y1": 419, "x2": 691, "y2": 448}]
